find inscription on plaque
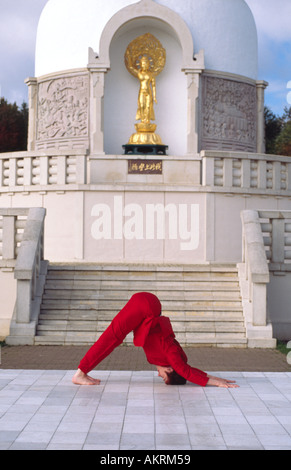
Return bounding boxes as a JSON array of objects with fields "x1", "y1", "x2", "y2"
[{"x1": 128, "y1": 159, "x2": 163, "y2": 175}]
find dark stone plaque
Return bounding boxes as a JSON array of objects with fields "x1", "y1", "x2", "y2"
[{"x1": 128, "y1": 159, "x2": 163, "y2": 175}]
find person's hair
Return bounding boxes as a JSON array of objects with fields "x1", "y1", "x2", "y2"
[{"x1": 165, "y1": 370, "x2": 187, "y2": 385}]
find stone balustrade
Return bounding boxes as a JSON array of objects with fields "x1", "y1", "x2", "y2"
[
  {"x1": 3, "y1": 208, "x2": 48, "y2": 345},
  {"x1": 0, "y1": 208, "x2": 29, "y2": 268},
  {"x1": 238, "y1": 210, "x2": 276, "y2": 347},
  {"x1": 202, "y1": 150, "x2": 291, "y2": 194},
  {"x1": 0, "y1": 150, "x2": 88, "y2": 190},
  {"x1": 259, "y1": 210, "x2": 291, "y2": 271},
  {"x1": 1, "y1": 149, "x2": 290, "y2": 196}
]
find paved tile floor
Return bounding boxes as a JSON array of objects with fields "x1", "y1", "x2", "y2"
[{"x1": 0, "y1": 369, "x2": 291, "y2": 450}]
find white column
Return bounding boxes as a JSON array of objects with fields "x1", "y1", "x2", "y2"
[
  {"x1": 88, "y1": 61, "x2": 109, "y2": 155},
  {"x1": 25, "y1": 78, "x2": 38, "y2": 151},
  {"x1": 256, "y1": 80, "x2": 268, "y2": 154},
  {"x1": 183, "y1": 50, "x2": 205, "y2": 156}
]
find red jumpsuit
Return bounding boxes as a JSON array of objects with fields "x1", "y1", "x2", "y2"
[{"x1": 78, "y1": 292, "x2": 209, "y2": 387}]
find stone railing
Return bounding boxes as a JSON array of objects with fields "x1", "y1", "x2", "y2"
[
  {"x1": 0, "y1": 208, "x2": 29, "y2": 268},
  {"x1": 238, "y1": 210, "x2": 276, "y2": 348},
  {"x1": 202, "y1": 150, "x2": 291, "y2": 194},
  {"x1": 259, "y1": 210, "x2": 291, "y2": 272},
  {"x1": 3, "y1": 208, "x2": 48, "y2": 345},
  {"x1": 0, "y1": 149, "x2": 87, "y2": 190}
]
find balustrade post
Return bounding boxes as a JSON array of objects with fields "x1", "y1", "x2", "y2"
[
  {"x1": 271, "y1": 218, "x2": 285, "y2": 263},
  {"x1": 202, "y1": 155, "x2": 215, "y2": 186},
  {"x1": 76, "y1": 155, "x2": 87, "y2": 184},
  {"x1": 273, "y1": 162, "x2": 282, "y2": 190},
  {"x1": 57, "y1": 156, "x2": 67, "y2": 185},
  {"x1": 2, "y1": 216, "x2": 16, "y2": 259},
  {"x1": 9, "y1": 158, "x2": 17, "y2": 187},
  {"x1": 15, "y1": 280, "x2": 32, "y2": 324},
  {"x1": 241, "y1": 159, "x2": 251, "y2": 189},
  {"x1": 23, "y1": 156, "x2": 32, "y2": 186},
  {"x1": 223, "y1": 158, "x2": 233, "y2": 187},
  {"x1": 39, "y1": 156, "x2": 49, "y2": 185},
  {"x1": 257, "y1": 160, "x2": 267, "y2": 190},
  {"x1": 252, "y1": 283, "x2": 267, "y2": 326}
]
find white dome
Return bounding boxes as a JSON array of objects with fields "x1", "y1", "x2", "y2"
[{"x1": 35, "y1": 0, "x2": 258, "y2": 79}]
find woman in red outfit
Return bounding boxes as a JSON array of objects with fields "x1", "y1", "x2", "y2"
[{"x1": 72, "y1": 292, "x2": 238, "y2": 388}]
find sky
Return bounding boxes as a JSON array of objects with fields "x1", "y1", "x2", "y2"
[{"x1": 0, "y1": 0, "x2": 290, "y2": 116}]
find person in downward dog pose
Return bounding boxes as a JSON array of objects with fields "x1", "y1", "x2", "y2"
[{"x1": 72, "y1": 292, "x2": 239, "y2": 388}]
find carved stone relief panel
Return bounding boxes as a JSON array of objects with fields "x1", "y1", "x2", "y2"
[
  {"x1": 36, "y1": 74, "x2": 89, "y2": 147},
  {"x1": 201, "y1": 75, "x2": 257, "y2": 152}
]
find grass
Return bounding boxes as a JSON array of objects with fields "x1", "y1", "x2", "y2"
[{"x1": 276, "y1": 340, "x2": 291, "y2": 356}]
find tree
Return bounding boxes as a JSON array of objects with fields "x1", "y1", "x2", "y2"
[
  {"x1": 275, "y1": 120, "x2": 291, "y2": 156},
  {"x1": 264, "y1": 106, "x2": 282, "y2": 154},
  {"x1": 275, "y1": 106, "x2": 291, "y2": 156},
  {"x1": 265, "y1": 105, "x2": 291, "y2": 156},
  {"x1": 0, "y1": 98, "x2": 28, "y2": 153}
]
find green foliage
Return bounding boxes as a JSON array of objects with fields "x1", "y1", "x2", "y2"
[
  {"x1": 275, "y1": 120, "x2": 291, "y2": 156},
  {"x1": 265, "y1": 107, "x2": 282, "y2": 154},
  {"x1": 0, "y1": 98, "x2": 28, "y2": 153},
  {"x1": 265, "y1": 105, "x2": 291, "y2": 156},
  {"x1": 276, "y1": 340, "x2": 290, "y2": 356}
]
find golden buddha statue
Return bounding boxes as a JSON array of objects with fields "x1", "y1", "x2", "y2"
[{"x1": 124, "y1": 33, "x2": 166, "y2": 147}]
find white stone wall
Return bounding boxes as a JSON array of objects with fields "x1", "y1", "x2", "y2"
[
  {"x1": 268, "y1": 273, "x2": 291, "y2": 340},
  {"x1": 0, "y1": 271, "x2": 16, "y2": 339}
]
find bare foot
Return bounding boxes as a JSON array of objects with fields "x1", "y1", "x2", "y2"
[{"x1": 72, "y1": 369, "x2": 101, "y2": 385}]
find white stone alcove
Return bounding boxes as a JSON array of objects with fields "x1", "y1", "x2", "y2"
[
  {"x1": 104, "y1": 19, "x2": 188, "y2": 155},
  {"x1": 89, "y1": 0, "x2": 204, "y2": 156}
]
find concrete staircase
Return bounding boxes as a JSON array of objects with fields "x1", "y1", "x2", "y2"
[{"x1": 34, "y1": 264, "x2": 247, "y2": 347}]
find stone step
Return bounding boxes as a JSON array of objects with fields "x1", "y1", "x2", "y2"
[
  {"x1": 38, "y1": 311, "x2": 244, "y2": 321},
  {"x1": 47, "y1": 263, "x2": 239, "y2": 271},
  {"x1": 34, "y1": 331, "x2": 247, "y2": 347},
  {"x1": 42, "y1": 290, "x2": 241, "y2": 301},
  {"x1": 37, "y1": 320, "x2": 245, "y2": 333},
  {"x1": 45, "y1": 264, "x2": 239, "y2": 279},
  {"x1": 35, "y1": 263, "x2": 246, "y2": 346},
  {"x1": 39, "y1": 306, "x2": 243, "y2": 317},
  {"x1": 43, "y1": 280, "x2": 240, "y2": 291},
  {"x1": 45, "y1": 271, "x2": 239, "y2": 281},
  {"x1": 40, "y1": 303, "x2": 243, "y2": 314}
]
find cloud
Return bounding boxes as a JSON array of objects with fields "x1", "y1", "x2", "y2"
[
  {"x1": 1, "y1": 16, "x2": 36, "y2": 55},
  {"x1": 245, "y1": 0, "x2": 291, "y2": 114},
  {"x1": 245, "y1": 0, "x2": 291, "y2": 42},
  {"x1": 0, "y1": 0, "x2": 48, "y2": 103}
]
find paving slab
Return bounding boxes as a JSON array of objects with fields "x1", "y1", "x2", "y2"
[
  {"x1": 0, "y1": 369, "x2": 291, "y2": 450},
  {"x1": 0, "y1": 345, "x2": 290, "y2": 450}
]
